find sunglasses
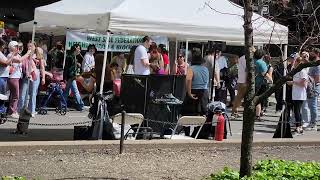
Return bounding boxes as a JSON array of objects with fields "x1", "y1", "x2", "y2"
[{"x1": 178, "y1": 56, "x2": 183, "y2": 58}]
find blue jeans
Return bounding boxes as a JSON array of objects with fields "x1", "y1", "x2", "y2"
[
  {"x1": 307, "y1": 85, "x2": 320, "y2": 125},
  {"x1": 18, "y1": 70, "x2": 40, "y2": 114},
  {"x1": 302, "y1": 100, "x2": 310, "y2": 124},
  {"x1": 0, "y1": 77, "x2": 8, "y2": 94},
  {"x1": 64, "y1": 79, "x2": 84, "y2": 111},
  {"x1": 0, "y1": 77, "x2": 8, "y2": 110}
]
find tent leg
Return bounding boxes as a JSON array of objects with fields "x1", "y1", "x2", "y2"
[
  {"x1": 175, "y1": 39, "x2": 178, "y2": 59},
  {"x1": 281, "y1": 44, "x2": 288, "y2": 138},
  {"x1": 98, "y1": 32, "x2": 111, "y2": 140},
  {"x1": 31, "y1": 22, "x2": 37, "y2": 43},
  {"x1": 185, "y1": 40, "x2": 189, "y2": 73},
  {"x1": 201, "y1": 43, "x2": 204, "y2": 57},
  {"x1": 62, "y1": 43, "x2": 67, "y2": 69},
  {"x1": 167, "y1": 41, "x2": 170, "y2": 74}
]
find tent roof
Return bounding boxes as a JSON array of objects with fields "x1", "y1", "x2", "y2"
[
  {"x1": 19, "y1": 20, "x2": 67, "y2": 35},
  {"x1": 32, "y1": 0, "x2": 288, "y2": 45}
]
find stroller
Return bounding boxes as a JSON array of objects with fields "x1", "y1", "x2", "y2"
[{"x1": 38, "y1": 69, "x2": 67, "y2": 115}]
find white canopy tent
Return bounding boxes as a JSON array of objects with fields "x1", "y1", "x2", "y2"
[
  {"x1": 32, "y1": 0, "x2": 288, "y2": 45},
  {"x1": 30, "y1": 0, "x2": 289, "y2": 139}
]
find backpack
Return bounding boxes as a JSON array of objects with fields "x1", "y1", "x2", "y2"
[{"x1": 307, "y1": 75, "x2": 317, "y2": 98}]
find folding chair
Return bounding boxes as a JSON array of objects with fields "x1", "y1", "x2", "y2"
[
  {"x1": 171, "y1": 116, "x2": 207, "y2": 139},
  {"x1": 112, "y1": 113, "x2": 144, "y2": 140}
]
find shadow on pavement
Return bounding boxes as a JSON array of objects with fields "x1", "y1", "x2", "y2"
[
  {"x1": 0, "y1": 129, "x2": 74, "y2": 141},
  {"x1": 254, "y1": 129, "x2": 276, "y2": 134},
  {"x1": 255, "y1": 124, "x2": 278, "y2": 129}
]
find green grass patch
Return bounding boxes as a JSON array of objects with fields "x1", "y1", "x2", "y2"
[
  {"x1": 207, "y1": 160, "x2": 320, "y2": 180},
  {"x1": 1, "y1": 177, "x2": 27, "y2": 180}
]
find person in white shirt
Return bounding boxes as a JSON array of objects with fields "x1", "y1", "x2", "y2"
[
  {"x1": 204, "y1": 50, "x2": 220, "y2": 100},
  {"x1": 82, "y1": 44, "x2": 96, "y2": 73},
  {"x1": 216, "y1": 50, "x2": 228, "y2": 71},
  {"x1": 231, "y1": 55, "x2": 247, "y2": 117},
  {"x1": 134, "y1": 36, "x2": 152, "y2": 75},
  {"x1": 289, "y1": 56, "x2": 308, "y2": 135},
  {"x1": 300, "y1": 51, "x2": 310, "y2": 127}
]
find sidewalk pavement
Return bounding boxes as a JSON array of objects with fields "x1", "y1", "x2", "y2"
[{"x1": 0, "y1": 98, "x2": 318, "y2": 144}]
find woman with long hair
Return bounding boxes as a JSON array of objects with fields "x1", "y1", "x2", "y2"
[
  {"x1": 149, "y1": 47, "x2": 164, "y2": 74},
  {"x1": 181, "y1": 49, "x2": 209, "y2": 137},
  {"x1": 18, "y1": 42, "x2": 46, "y2": 117}
]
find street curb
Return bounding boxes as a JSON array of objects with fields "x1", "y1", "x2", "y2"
[{"x1": 0, "y1": 139, "x2": 319, "y2": 154}]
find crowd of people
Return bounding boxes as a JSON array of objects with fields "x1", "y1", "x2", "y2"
[
  {"x1": 0, "y1": 38, "x2": 46, "y2": 120},
  {"x1": 0, "y1": 34, "x2": 319, "y2": 136},
  {"x1": 221, "y1": 48, "x2": 320, "y2": 135},
  {"x1": 0, "y1": 36, "x2": 173, "y2": 121}
]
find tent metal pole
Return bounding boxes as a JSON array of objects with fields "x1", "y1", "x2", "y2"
[
  {"x1": 63, "y1": 29, "x2": 70, "y2": 69},
  {"x1": 98, "y1": 32, "x2": 111, "y2": 140},
  {"x1": 62, "y1": 32, "x2": 68, "y2": 69},
  {"x1": 31, "y1": 21, "x2": 37, "y2": 43},
  {"x1": 175, "y1": 39, "x2": 178, "y2": 63},
  {"x1": 185, "y1": 40, "x2": 189, "y2": 73},
  {"x1": 167, "y1": 40, "x2": 170, "y2": 74},
  {"x1": 62, "y1": 46, "x2": 67, "y2": 69},
  {"x1": 100, "y1": 32, "x2": 111, "y2": 95},
  {"x1": 201, "y1": 43, "x2": 204, "y2": 57},
  {"x1": 185, "y1": 40, "x2": 189, "y2": 60},
  {"x1": 281, "y1": 44, "x2": 288, "y2": 138}
]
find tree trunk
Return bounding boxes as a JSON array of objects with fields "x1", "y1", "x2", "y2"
[{"x1": 240, "y1": 0, "x2": 255, "y2": 178}]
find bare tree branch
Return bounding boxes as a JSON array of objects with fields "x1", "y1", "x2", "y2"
[{"x1": 204, "y1": 1, "x2": 242, "y2": 17}]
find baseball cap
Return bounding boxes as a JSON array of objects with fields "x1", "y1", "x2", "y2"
[{"x1": 8, "y1": 41, "x2": 18, "y2": 49}]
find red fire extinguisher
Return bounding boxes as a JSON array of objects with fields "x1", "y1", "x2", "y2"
[{"x1": 214, "y1": 112, "x2": 225, "y2": 141}]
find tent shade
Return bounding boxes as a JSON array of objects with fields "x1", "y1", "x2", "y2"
[
  {"x1": 19, "y1": 20, "x2": 67, "y2": 35},
  {"x1": 32, "y1": 0, "x2": 288, "y2": 45}
]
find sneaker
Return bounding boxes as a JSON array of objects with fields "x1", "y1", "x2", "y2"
[
  {"x1": 231, "y1": 113, "x2": 242, "y2": 119},
  {"x1": 256, "y1": 116, "x2": 264, "y2": 122},
  {"x1": 302, "y1": 123, "x2": 309, "y2": 128},
  {"x1": 260, "y1": 112, "x2": 266, "y2": 117},
  {"x1": 83, "y1": 106, "x2": 90, "y2": 110},
  {"x1": 8, "y1": 113, "x2": 19, "y2": 119},
  {"x1": 275, "y1": 110, "x2": 282, "y2": 114},
  {"x1": 305, "y1": 124, "x2": 317, "y2": 131},
  {"x1": 0, "y1": 94, "x2": 8, "y2": 101},
  {"x1": 292, "y1": 127, "x2": 304, "y2": 136},
  {"x1": 31, "y1": 112, "x2": 37, "y2": 118}
]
